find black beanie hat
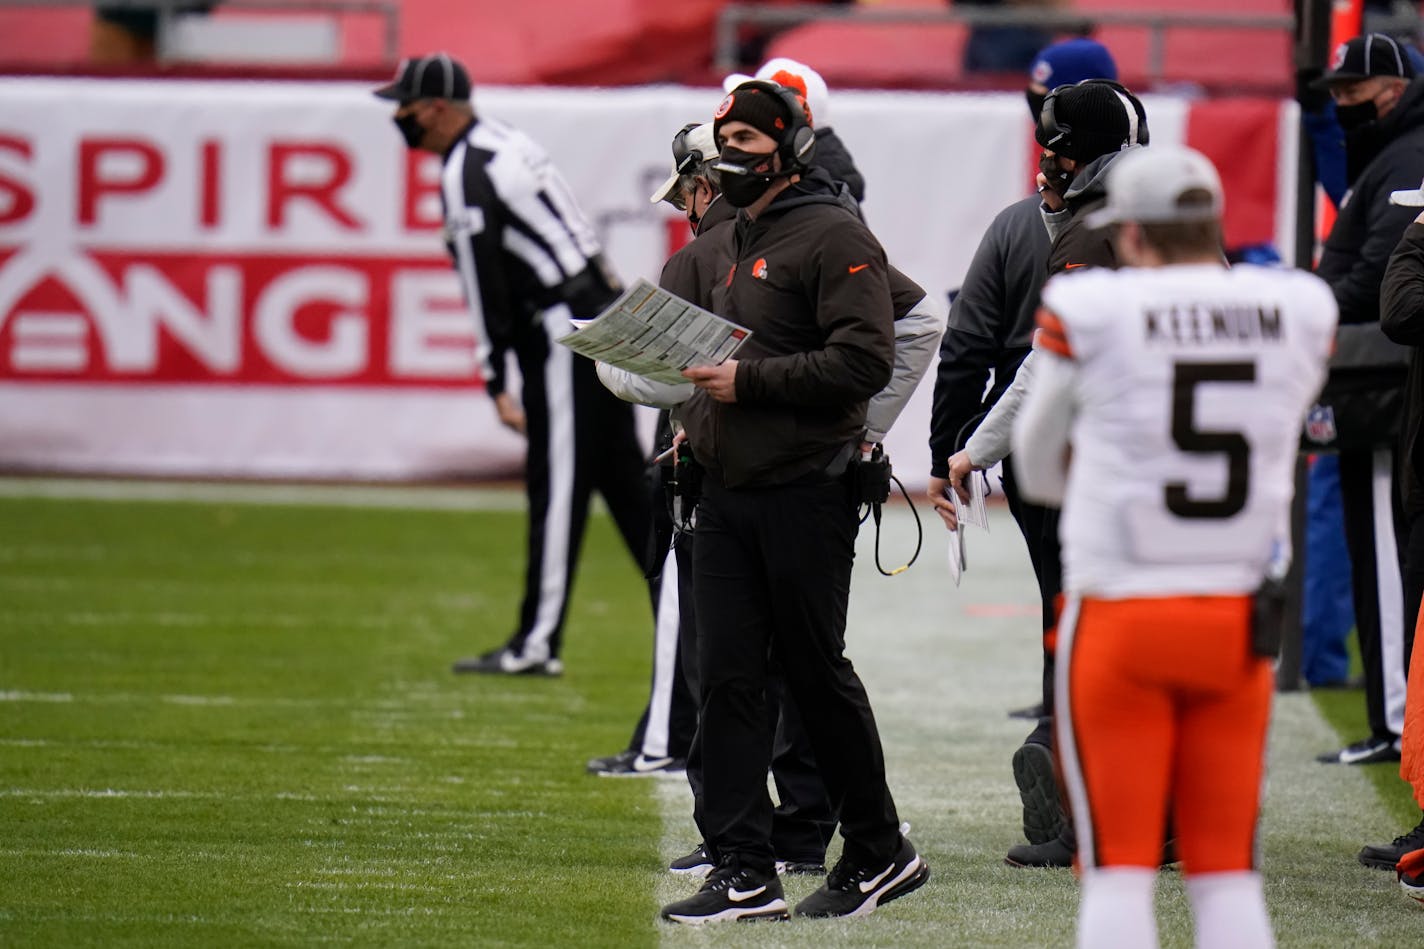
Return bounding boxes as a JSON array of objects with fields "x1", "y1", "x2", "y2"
[
  {"x1": 714, "y1": 84, "x2": 794, "y2": 143},
  {"x1": 1037, "y1": 81, "x2": 1137, "y2": 164}
]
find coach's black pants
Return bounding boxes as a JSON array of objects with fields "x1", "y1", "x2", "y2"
[
  {"x1": 682, "y1": 529, "x2": 837, "y2": 865},
  {"x1": 1338, "y1": 447, "x2": 1409, "y2": 742},
  {"x1": 504, "y1": 327, "x2": 652, "y2": 662},
  {"x1": 693, "y1": 474, "x2": 900, "y2": 874},
  {"x1": 1001, "y1": 459, "x2": 1062, "y2": 749}
]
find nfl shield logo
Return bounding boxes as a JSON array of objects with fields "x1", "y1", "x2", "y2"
[{"x1": 1305, "y1": 404, "x2": 1337, "y2": 445}]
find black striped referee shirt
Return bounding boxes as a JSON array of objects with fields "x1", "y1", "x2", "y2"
[{"x1": 439, "y1": 116, "x2": 619, "y2": 393}]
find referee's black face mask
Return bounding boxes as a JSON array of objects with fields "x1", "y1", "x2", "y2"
[{"x1": 394, "y1": 109, "x2": 428, "y2": 149}]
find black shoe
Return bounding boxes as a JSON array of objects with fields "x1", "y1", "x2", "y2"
[
  {"x1": 669, "y1": 843, "x2": 714, "y2": 877},
  {"x1": 588, "y1": 750, "x2": 685, "y2": 777},
  {"x1": 586, "y1": 749, "x2": 635, "y2": 774},
  {"x1": 794, "y1": 835, "x2": 929, "y2": 918},
  {"x1": 1359, "y1": 815, "x2": 1424, "y2": 870},
  {"x1": 1399, "y1": 847, "x2": 1424, "y2": 903},
  {"x1": 452, "y1": 648, "x2": 563, "y2": 677},
  {"x1": 776, "y1": 858, "x2": 827, "y2": 875},
  {"x1": 1008, "y1": 702, "x2": 1045, "y2": 720},
  {"x1": 1012, "y1": 741, "x2": 1066, "y2": 845},
  {"x1": 660, "y1": 860, "x2": 789, "y2": 924},
  {"x1": 1006, "y1": 826, "x2": 1076, "y2": 868},
  {"x1": 1316, "y1": 736, "x2": 1401, "y2": 765}
]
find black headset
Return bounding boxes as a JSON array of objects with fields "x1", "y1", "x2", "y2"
[
  {"x1": 719, "y1": 78, "x2": 817, "y2": 172},
  {"x1": 1037, "y1": 78, "x2": 1149, "y2": 156},
  {"x1": 670, "y1": 122, "x2": 707, "y2": 177}
]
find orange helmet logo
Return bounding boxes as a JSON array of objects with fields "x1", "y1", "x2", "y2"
[{"x1": 752, "y1": 258, "x2": 768, "y2": 280}]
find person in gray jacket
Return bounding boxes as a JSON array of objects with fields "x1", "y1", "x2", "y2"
[{"x1": 928, "y1": 70, "x2": 1145, "y2": 870}]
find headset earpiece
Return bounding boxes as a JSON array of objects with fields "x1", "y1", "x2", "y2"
[
  {"x1": 790, "y1": 124, "x2": 816, "y2": 167},
  {"x1": 1037, "y1": 86, "x2": 1070, "y2": 153}
]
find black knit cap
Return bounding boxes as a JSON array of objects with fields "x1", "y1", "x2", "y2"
[
  {"x1": 713, "y1": 83, "x2": 794, "y2": 143},
  {"x1": 1036, "y1": 80, "x2": 1136, "y2": 163}
]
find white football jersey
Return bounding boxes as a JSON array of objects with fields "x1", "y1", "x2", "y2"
[{"x1": 1018, "y1": 262, "x2": 1338, "y2": 599}]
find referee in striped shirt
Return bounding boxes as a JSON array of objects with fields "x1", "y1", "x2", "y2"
[{"x1": 377, "y1": 53, "x2": 652, "y2": 676}]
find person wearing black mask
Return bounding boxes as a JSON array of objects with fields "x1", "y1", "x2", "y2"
[
  {"x1": 928, "y1": 57, "x2": 1132, "y2": 870},
  {"x1": 375, "y1": 54, "x2": 655, "y2": 680},
  {"x1": 1310, "y1": 34, "x2": 1424, "y2": 784},
  {"x1": 659, "y1": 80, "x2": 929, "y2": 924}
]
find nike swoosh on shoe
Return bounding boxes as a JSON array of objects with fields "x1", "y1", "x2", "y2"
[
  {"x1": 857, "y1": 864, "x2": 894, "y2": 894},
  {"x1": 1338, "y1": 741, "x2": 1389, "y2": 764},
  {"x1": 632, "y1": 755, "x2": 675, "y2": 773},
  {"x1": 727, "y1": 885, "x2": 767, "y2": 902}
]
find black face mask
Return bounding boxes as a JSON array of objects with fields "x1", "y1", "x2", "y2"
[
  {"x1": 394, "y1": 112, "x2": 427, "y2": 149},
  {"x1": 716, "y1": 146, "x2": 779, "y2": 208},
  {"x1": 1026, "y1": 89, "x2": 1047, "y2": 124},
  {"x1": 1038, "y1": 150, "x2": 1072, "y2": 196},
  {"x1": 1336, "y1": 99, "x2": 1379, "y2": 134}
]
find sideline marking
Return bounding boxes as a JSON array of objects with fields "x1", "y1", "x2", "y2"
[{"x1": 0, "y1": 477, "x2": 528, "y2": 512}]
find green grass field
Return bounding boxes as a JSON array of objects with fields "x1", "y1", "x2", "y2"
[
  {"x1": 0, "y1": 491, "x2": 663, "y2": 946},
  {"x1": 1, "y1": 483, "x2": 1421, "y2": 947}
]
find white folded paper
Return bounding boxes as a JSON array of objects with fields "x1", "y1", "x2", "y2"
[
  {"x1": 947, "y1": 518, "x2": 966, "y2": 586},
  {"x1": 557, "y1": 279, "x2": 753, "y2": 385},
  {"x1": 946, "y1": 471, "x2": 991, "y2": 584}
]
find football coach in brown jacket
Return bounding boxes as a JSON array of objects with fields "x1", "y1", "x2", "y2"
[{"x1": 659, "y1": 79, "x2": 928, "y2": 925}]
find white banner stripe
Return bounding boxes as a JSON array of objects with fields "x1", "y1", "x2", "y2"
[{"x1": 13, "y1": 312, "x2": 90, "y2": 339}]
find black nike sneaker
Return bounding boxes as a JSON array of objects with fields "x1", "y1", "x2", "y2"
[
  {"x1": 669, "y1": 842, "x2": 714, "y2": 877},
  {"x1": 1315, "y1": 735, "x2": 1400, "y2": 765},
  {"x1": 452, "y1": 648, "x2": 563, "y2": 676},
  {"x1": 794, "y1": 835, "x2": 929, "y2": 918},
  {"x1": 660, "y1": 859, "x2": 789, "y2": 925}
]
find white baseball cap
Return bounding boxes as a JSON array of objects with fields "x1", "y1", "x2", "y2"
[
  {"x1": 723, "y1": 57, "x2": 832, "y2": 127},
  {"x1": 1083, "y1": 144, "x2": 1224, "y2": 230},
  {"x1": 649, "y1": 122, "x2": 719, "y2": 205},
  {"x1": 1390, "y1": 178, "x2": 1424, "y2": 207}
]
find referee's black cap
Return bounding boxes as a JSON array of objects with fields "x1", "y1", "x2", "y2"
[
  {"x1": 373, "y1": 52, "x2": 472, "y2": 103},
  {"x1": 1310, "y1": 33, "x2": 1415, "y2": 89}
]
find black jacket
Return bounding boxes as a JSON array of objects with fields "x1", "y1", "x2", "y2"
[
  {"x1": 665, "y1": 188, "x2": 922, "y2": 318},
  {"x1": 929, "y1": 195, "x2": 1047, "y2": 476},
  {"x1": 680, "y1": 168, "x2": 895, "y2": 488},
  {"x1": 1382, "y1": 220, "x2": 1424, "y2": 515},
  {"x1": 1318, "y1": 78, "x2": 1424, "y2": 325},
  {"x1": 658, "y1": 195, "x2": 736, "y2": 306},
  {"x1": 814, "y1": 128, "x2": 866, "y2": 204}
]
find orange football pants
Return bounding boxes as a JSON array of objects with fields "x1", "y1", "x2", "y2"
[{"x1": 1057, "y1": 594, "x2": 1272, "y2": 875}]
